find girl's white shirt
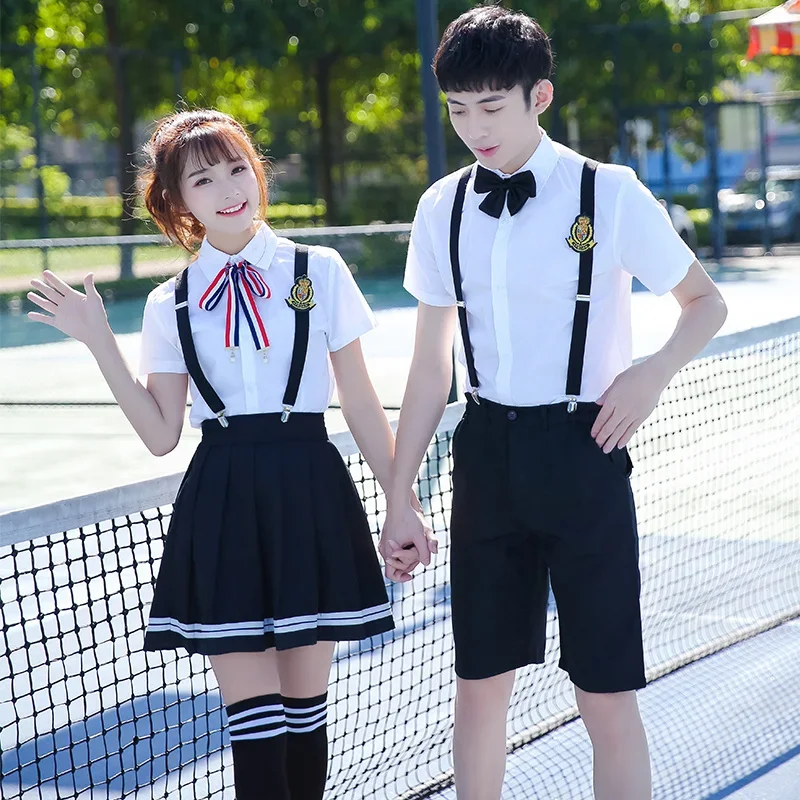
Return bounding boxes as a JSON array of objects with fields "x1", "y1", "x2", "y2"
[{"x1": 139, "y1": 222, "x2": 376, "y2": 427}]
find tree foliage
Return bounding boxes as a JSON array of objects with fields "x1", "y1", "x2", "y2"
[{"x1": 1, "y1": 0, "x2": 793, "y2": 226}]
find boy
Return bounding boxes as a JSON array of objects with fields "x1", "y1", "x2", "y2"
[{"x1": 380, "y1": 6, "x2": 727, "y2": 800}]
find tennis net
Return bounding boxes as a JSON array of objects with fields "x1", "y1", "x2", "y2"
[{"x1": 1, "y1": 316, "x2": 799, "y2": 799}]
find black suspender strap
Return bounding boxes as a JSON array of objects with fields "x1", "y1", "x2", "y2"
[
  {"x1": 281, "y1": 244, "x2": 310, "y2": 422},
  {"x1": 174, "y1": 268, "x2": 229, "y2": 427},
  {"x1": 564, "y1": 159, "x2": 598, "y2": 412},
  {"x1": 449, "y1": 166, "x2": 480, "y2": 402}
]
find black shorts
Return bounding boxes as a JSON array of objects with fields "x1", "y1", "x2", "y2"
[{"x1": 449, "y1": 396, "x2": 645, "y2": 693}]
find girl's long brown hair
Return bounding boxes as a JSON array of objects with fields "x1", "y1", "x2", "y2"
[{"x1": 138, "y1": 109, "x2": 270, "y2": 252}]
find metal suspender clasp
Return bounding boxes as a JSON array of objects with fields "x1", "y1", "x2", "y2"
[
  {"x1": 470, "y1": 389, "x2": 481, "y2": 405},
  {"x1": 456, "y1": 300, "x2": 466, "y2": 308},
  {"x1": 281, "y1": 405, "x2": 293, "y2": 423},
  {"x1": 216, "y1": 410, "x2": 229, "y2": 428},
  {"x1": 566, "y1": 397, "x2": 578, "y2": 414}
]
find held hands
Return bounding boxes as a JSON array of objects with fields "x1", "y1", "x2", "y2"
[
  {"x1": 27, "y1": 271, "x2": 110, "y2": 346},
  {"x1": 379, "y1": 492, "x2": 438, "y2": 583},
  {"x1": 591, "y1": 359, "x2": 669, "y2": 452}
]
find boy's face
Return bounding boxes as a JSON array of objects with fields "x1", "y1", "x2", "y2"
[{"x1": 445, "y1": 82, "x2": 553, "y2": 174}]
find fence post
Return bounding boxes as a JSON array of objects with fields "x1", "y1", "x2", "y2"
[
  {"x1": 30, "y1": 47, "x2": 48, "y2": 244},
  {"x1": 757, "y1": 102, "x2": 772, "y2": 253},
  {"x1": 660, "y1": 107, "x2": 672, "y2": 207},
  {"x1": 172, "y1": 52, "x2": 183, "y2": 101},
  {"x1": 706, "y1": 103, "x2": 722, "y2": 260}
]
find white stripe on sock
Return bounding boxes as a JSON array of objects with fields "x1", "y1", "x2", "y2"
[
  {"x1": 286, "y1": 717, "x2": 327, "y2": 734},
  {"x1": 227, "y1": 703, "x2": 284, "y2": 723},
  {"x1": 284, "y1": 701, "x2": 327, "y2": 717},
  {"x1": 286, "y1": 709, "x2": 327, "y2": 728},
  {"x1": 230, "y1": 723, "x2": 287, "y2": 741}
]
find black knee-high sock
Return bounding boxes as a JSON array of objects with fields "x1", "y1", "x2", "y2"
[
  {"x1": 283, "y1": 693, "x2": 328, "y2": 800},
  {"x1": 227, "y1": 693, "x2": 289, "y2": 800}
]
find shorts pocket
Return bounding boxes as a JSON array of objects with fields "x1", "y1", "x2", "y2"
[
  {"x1": 450, "y1": 414, "x2": 467, "y2": 463},
  {"x1": 608, "y1": 445, "x2": 633, "y2": 478}
]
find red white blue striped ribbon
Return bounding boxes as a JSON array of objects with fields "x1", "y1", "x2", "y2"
[{"x1": 198, "y1": 259, "x2": 271, "y2": 360}]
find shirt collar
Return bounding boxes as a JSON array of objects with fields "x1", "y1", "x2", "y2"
[
  {"x1": 489, "y1": 128, "x2": 559, "y2": 193},
  {"x1": 195, "y1": 221, "x2": 279, "y2": 282}
]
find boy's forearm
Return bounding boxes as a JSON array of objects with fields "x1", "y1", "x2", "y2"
[
  {"x1": 646, "y1": 293, "x2": 728, "y2": 387},
  {"x1": 388, "y1": 354, "x2": 453, "y2": 507}
]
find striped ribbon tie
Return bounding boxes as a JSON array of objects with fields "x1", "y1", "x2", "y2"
[{"x1": 198, "y1": 259, "x2": 271, "y2": 361}]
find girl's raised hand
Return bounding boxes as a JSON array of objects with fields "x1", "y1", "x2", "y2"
[{"x1": 28, "y1": 271, "x2": 110, "y2": 346}]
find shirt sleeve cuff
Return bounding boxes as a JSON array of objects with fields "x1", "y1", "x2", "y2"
[
  {"x1": 402, "y1": 277, "x2": 456, "y2": 307},
  {"x1": 327, "y1": 312, "x2": 378, "y2": 353},
  {"x1": 645, "y1": 252, "x2": 694, "y2": 296},
  {"x1": 138, "y1": 360, "x2": 188, "y2": 377}
]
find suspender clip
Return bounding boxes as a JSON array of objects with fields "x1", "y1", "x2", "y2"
[
  {"x1": 566, "y1": 397, "x2": 578, "y2": 414},
  {"x1": 456, "y1": 300, "x2": 466, "y2": 308},
  {"x1": 216, "y1": 410, "x2": 229, "y2": 428},
  {"x1": 281, "y1": 405, "x2": 293, "y2": 423},
  {"x1": 470, "y1": 390, "x2": 481, "y2": 405}
]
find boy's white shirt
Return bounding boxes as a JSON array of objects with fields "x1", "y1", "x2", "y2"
[{"x1": 403, "y1": 130, "x2": 696, "y2": 407}]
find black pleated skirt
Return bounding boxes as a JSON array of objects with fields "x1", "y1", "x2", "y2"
[{"x1": 143, "y1": 413, "x2": 394, "y2": 655}]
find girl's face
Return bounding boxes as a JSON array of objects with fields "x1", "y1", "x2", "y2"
[{"x1": 179, "y1": 145, "x2": 261, "y2": 246}]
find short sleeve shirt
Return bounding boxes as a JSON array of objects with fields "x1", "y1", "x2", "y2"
[
  {"x1": 139, "y1": 222, "x2": 377, "y2": 427},
  {"x1": 403, "y1": 131, "x2": 696, "y2": 406}
]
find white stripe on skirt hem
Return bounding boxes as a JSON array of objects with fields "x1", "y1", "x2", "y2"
[{"x1": 147, "y1": 602, "x2": 392, "y2": 639}]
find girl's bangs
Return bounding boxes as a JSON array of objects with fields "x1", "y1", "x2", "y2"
[{"x1": 178, "y1": 126, "x2": 250, "y2": 175}]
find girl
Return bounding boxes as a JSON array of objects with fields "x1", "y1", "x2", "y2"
[{"x1": 27, "y1": 108, "x2": 429, "y2": 800}]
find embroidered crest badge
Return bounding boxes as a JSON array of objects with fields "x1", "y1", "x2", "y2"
[
  {"x1": 566, "y1": 214, "x2": 598, "y2": 253},
  {"x1": 286, "y1": 275, "x2": 316, "y2": 311}
]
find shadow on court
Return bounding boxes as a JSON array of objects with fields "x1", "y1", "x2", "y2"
[{"x1": 1, "y1": 688, "x2": 226, "y2": 795}]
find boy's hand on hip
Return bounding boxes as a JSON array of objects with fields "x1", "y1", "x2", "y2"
[{"x1": 591, "y1": 360, "x2": 668, "y2": 453}]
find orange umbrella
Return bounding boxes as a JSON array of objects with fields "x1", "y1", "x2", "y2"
[{"x1": 746, "y1": 0, "x2": 800, "y2": 58}]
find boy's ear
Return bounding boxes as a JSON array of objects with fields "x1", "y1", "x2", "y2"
[{"x1": 532, "y1": 79, "x2": 554, "y2": 115}]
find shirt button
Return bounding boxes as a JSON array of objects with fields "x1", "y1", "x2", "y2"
[{"x1": 507, "y1": 410, "x2": 517, "y2": 421}]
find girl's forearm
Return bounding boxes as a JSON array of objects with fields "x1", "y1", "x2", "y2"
[
  {"x1": 89, "y1": 327, "x2": 182, "y2": 456},
  {"x1": 338, "y1": 386, "x2": 396, "y2": 493}
]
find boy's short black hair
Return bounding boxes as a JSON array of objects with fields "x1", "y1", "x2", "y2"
[{"x1": 433, "y1": 5, "x2": 553, "y2": 108}]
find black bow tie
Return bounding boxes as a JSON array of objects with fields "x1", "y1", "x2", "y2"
[{"x1": 473, "y1": 165, "x2": 537, "y2": 218}]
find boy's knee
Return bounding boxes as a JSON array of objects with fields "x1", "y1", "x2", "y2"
[
  {"x1": 456, "y1": 671, "x2": 516, "y2": 715},
  {"x1": 576, "y1": 688, "x2": 641, "y2": 744}
]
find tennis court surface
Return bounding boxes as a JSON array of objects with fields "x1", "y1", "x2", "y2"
[{"x1": 1, "y1": 316, "x2": 799, "y2": 799}]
